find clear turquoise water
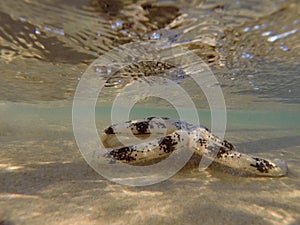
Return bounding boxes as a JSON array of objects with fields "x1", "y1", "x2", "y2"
[{"x1": 0, "y1": 0, "x2": 300, "y2": 224}]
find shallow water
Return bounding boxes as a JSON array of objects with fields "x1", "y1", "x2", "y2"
[{"x1": 1, "y1": 0, "x2": 300, "y2": 224}]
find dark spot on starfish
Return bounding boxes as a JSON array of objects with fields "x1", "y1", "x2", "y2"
[
  {"x1": 223, "y1": 140, "x2": 234, "y2": 150},
  {"x1": 250, "y1": 158, "x2": 275, "y2": 173},
  {"x1": 197, "y1": 138, "x2": 207, "y2": 146},
  {"x1": 133, "y1": 121, "x2": 150, "y2": 134},
  {"x1": 159, "y1": 135, "x2": 178, "y2": 153},
  {"x1": 216, "y1": 147, "x2": 229, "y2": 158},
  {"x1": 104, "y1": 126, "x2": 115, "y2": 134},
  {"x1": 109, "y1": 146, "x2": 136, "y2": 162}
]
